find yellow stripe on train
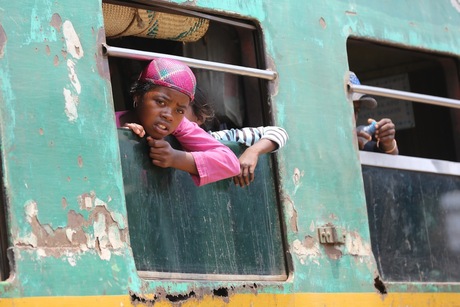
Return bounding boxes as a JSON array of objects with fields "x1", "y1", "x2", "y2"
[{"x1": 0, "y1": 292, "x2": 459, "y2": 306}]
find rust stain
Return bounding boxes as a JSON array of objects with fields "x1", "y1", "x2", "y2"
[
  {"x1": 50, "y1": 13, "x2": 62, "y2": 32},
  {"x1": 78, "y1": 192, "x2": 95, "y2": 210},
  {"x1": 319, "y1": 17, "x2": 327, "y2": 29},
  {"x1": 303, "y1": 235, "x2": 315, "y2": 249},
  {"x1": 38, "y1": 128, "x2": 44, "y2": 135},
  {"x1": 283, "y1": 195, "x2": 298, "y2": 233},
  {"x1": 16, "y1": 196, "x2": 128, "y2": 261},
  {"x1": 0, "y1": 24, "x2": 7, "y2": 58},
  {"x1": 96, "y1": 28, "x2": 110, "y2": 80},
  {"x1": 292, "y1": 237, "x2": 321, "y2": 265},
  {"x1": 53, "y1": 55, "x2": 59, "y2": 66},
  {"x1": 77, "y1": 155, "x2": 83, "y2": 167},
  {"x1": 45, "y1": 45, "x2": 51, "y2": 55},
  {"x1": 61, "y1": 197, "x2": 68, "y2": 209},
  {"x1": 345, "y1": 10, "x2": 357, "y2": 15},
  {"x1": 132, "y1": 283, "x2": 268, "y2": 305},
  {"x1": 323, "y1": 244, "x2": 343, "y2": 260}
]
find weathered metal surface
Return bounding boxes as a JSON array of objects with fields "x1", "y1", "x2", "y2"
[
  {"x1": 0, "y1": 0, "x2": 136, "y2": 298},
  {"x1": 0, "y1": 0, "x2": 459, "y2": 305}
]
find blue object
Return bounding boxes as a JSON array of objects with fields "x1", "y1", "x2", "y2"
[{"x1": 358, "y1": 121, "x2": 377, "y2": 135}]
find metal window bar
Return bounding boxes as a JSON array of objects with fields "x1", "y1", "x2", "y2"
[
  {"x1": 349, "y1": 83, "x2": 460, "y2": 109},
  {"x1": 102, "y1": 44, "x2": 278, "y2": 81}
]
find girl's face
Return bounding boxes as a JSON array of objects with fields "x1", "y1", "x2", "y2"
[{"x1": 136, "y1": 86, "x2": 190, "y2": 139}]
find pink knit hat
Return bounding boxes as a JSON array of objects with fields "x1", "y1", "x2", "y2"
[{"x1": 139, "y1": 58, "x2": 196, "y2": 101}]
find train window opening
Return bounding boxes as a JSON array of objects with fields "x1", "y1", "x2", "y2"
[
  {"x1": 103, "y1": 2, "x2": 287, "y2": 280},
  {"x1": 347, "y1": 38, "x2": 460, "y2": 282},
  {"x1": 348, "y1": 39, "x2": 460, "y2": 162}
]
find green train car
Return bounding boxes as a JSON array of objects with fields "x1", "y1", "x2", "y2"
[{"x1": 0, "y1": 0, "x2": 460, "y2": 305}]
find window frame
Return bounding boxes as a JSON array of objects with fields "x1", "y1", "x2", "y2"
[{"x1": 103, "y1": 0, "x2": 288, "y2": 281}]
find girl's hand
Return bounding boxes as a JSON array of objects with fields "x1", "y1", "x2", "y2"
[
  {"x1": 146, "y1": 137, "x2": 178, "y2": 168},
  {"x1": 233, "y1": 147, "x2": 259, "y2": 187},
  {"x1": 123, "y1": 123, "x2": 146, "y2": 138},
  {"x1": 146, "y1": 137, "x2": 198, "y2": 175}
]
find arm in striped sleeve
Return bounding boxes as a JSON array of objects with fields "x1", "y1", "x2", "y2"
[
  {"x1": 209, "y1": 127, "x2": 264, "y2": 147},
  {"x1": 258, "y1": 126, "x2": 289, "y2": 152}
]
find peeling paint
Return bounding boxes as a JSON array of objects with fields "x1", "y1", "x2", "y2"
[
  {"x1": 67, "y1": 59, "x2": 81, "y2": 94},
  {"x1": 309, "y1": 220, "x2": 315, "y2": 232},
  {"x1": 49, "y1": 13, "x2": 62, "y2": 32},
  {"x1": 292, "y1": 168, "x2": 302, "y2": 186},
  {"x1": 0, "y1": 24, "x2": 7, "y2": 58},
  {"x1": 319, "y1": 17, "x2": 327, "y2": 29},
  {"x1": 292, "y1": 168, "x2": 304, "y2": 195},
  {"x1": 62, "y1": 20, "x2": 83, "y2": 59},
  {"x1": 15, "y1": 195, "x2": 128, "y2": 262},
  {"x1": 94, "y1": 213, "x2": 111, "y2": 260},
  {"x1": 61, "y1": 197, "x2": 68, "y2": 209},
  {"x1": 77, "y1": 155, "x2": 83, "y2": 167},
  {"x1": 451, "y1": 0, "x2": 460, "y2": 13},
  {"x1": 345, "y1": 231, "x2": 372, "y2": 257},
  {"x1": 292, "y1": 237, "x2": 321, "y2": 264},
  {"x1": 24, "y1": 200, "x2": 38, "y2": 223},
  {"x1": 324, "y1": 244, "x2": 343, "y2": 260},
  {"x1": 78, "y1": 192, "x2": 94, "y2": 210},
  {"x1": 29, "y1": 4, "x2": 58, "y2": 43},
  {"x1": 63, "y1": 87, "x2": 79, "y2": 122},
  {"x1": 283, "y1": 195, "x2": 298, "y2": 233}
]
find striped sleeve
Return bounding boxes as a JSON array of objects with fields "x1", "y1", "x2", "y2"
[
  {"x1": 209, "y1": 126, "x2": 288, "y2": 152},
  {"x1": 258, "y1": 126, "x2": 289, "y2": 152},
  {"x1": 209, "y1": 127, "x2": 263, "y2": 147}
]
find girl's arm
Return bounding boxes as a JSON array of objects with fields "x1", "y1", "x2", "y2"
[
  {"x1": 209, "y1": 126, "x2": 289, "y2": 187},
  {"x1": 172, "y1": 118, "x2": 240, "y2": 186},
  {"x1": 210, "y1": 126, "x2": 289, "y2": 151}
]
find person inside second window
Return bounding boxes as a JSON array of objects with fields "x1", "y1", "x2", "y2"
[{"x1": 349, "y1": 71, "x2": 399, "y2": 155}]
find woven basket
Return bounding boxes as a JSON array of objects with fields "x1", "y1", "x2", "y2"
[
  {"x1": 103, "y1": 3, "x2": 209, "y2": 42},
  {"x1": 102, "y1": 3, "x2": 137, "y2": 37}
]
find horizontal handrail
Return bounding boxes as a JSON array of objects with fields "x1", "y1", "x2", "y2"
[
  {"x1": 349, "y1": 84, "x2": 460, "y2": 109},
  {"x1": 102, "y1": 44, "x2": 278, "y2": 81},
  {"x1": 360, "y1": 151, "x2": 460, "y2": 176}
]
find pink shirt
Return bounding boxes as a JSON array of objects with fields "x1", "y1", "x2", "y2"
[
  {"x1": 115, "y1": 111, "x2": 240, "y2": 186},
  {"x1": 172, "y1": 118, "x2": 240, "y2": 186}
]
